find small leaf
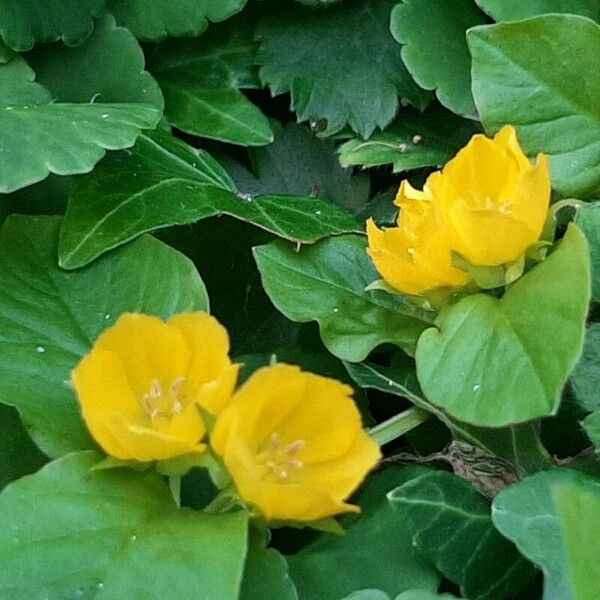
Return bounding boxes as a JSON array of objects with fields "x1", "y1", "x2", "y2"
[
  {"x1": 0, "y1": 216, "x2": 208, "y2": 457},
  {"x1": 469, "y1": 15, "x2": 600, "y2": 199},
  {"x1": 0, "y1": 0, "x2": 104, "y2": 51},
  {"x1": 0, "y1": 451, "x2": 249, "y2": 599},
  {"x1": 416, "y1": 225, "x2": 590, "y2": 427},
  {"x1": 492, "y1": 469, "x2": 600, "y2": 600},
  {"x1": 287, "y1": 466, "x2": 440, "y2": 599},
  {"x1": 389, "y1": 471, "x2": 536, "y2": 599},
  {"x1": 390, "y1": 0, "x2": 487, "y2": 116},
  {"x1": 254, "y1": 235, "x2": 431, "y2": 362},
  {"x1": 475, "y1": 0, "x2": 600, "y2": 22},
  {"x1": 58, "y1": 130, "x2": 362, "y2": 268},
  {"x1": 256, "y1": 0, "x2": 430, "y2": 138},
  {"x1": 339, "y1": 105, "x2": 480, "y2": 173}
]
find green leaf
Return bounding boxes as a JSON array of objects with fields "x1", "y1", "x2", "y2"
[
  {"x1": 390, "y1": 0, "x2": 487, "y2": 117},
  {"x1": 287, "y1": 466, "x2": 440, "y2": 599},
  {"x1": 256, "y1": 0, "x2": 431, "y2": 137},
  {"x1": 575, "y1": 201, "x2": 600, "y2": 302},
  {"x1": 0, "y1": 451, "x2": 249, "y2": 598},
  {"x1": 0, "y1": 216, "x2": 208, "y2": 457},
  {"x1": 416, "y1": 225, "x2": 591, "y2": 427},
  {"x1": 107, "y1": 0, "x2": 246, "y2": 41},
  {"x1": 27, "y1": 14, "x2": 163, "y2": 109},
  {"x1": 254, "y1": 235, "x2": 431, "y2": 362},
  {"x1": 344, "y1": 361, "x2": 551, "y2": 472},
  {"x1": 148, "y1": 14, "x2": 271, "y2": 146},
  {"x1": 0, "y1": 403, "x2": 47, "y2": 490},
  {"x1": 223, "y1": 121, "x2": 370, "y2": 214},
  {"x1": 492, "y1": 469, "x2": 600, "y2": 600},
  {"x1": 0, "y1": 0, "x2": 104, "y2": 51},
  {"x1": 469, "y1": 15, "x2": 600, "y2": 199},
  {"x1": 475, "y1": 0, "x2": 600, "y2": 22},
  {"x1": 240, "y1": 529, "x2": 298, "y2": 600},
  {"x1": 571, "y1": 323, "x2": 600, "y2": 412},
  {"x1": 0, "y1": 56, "x2": 160, "y2": 193},
  {"x1": 339, "y1": 105, "x2": 480, "y2": 172},
  {"x1": 583, "y1": 409, "x2": 600, "y2": 452},
  {"x1": 554, "y1": 484, "x2": 600, "y2": 600},
  {"x1": 59, "y1": 130, "x2": 362, "y2": 268},
  {"x1": 389, "y1": 471, "x2": 536, "y2": 600}
]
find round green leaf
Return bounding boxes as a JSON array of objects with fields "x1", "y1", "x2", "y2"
[
  {"x1": 0, "y1": 451, "x2": 249, "y2": 599},
  {"x1": 416, "y1": 225, "x2": 590, "y2": 427},
  {"x1": 390, "y1": 0, "x2": 487, "y2": 117},
  {"x1": 0, "y1": 216, "x2": 208, "y2": 457},
  {"x1": 469, "y1": 15, "x2": 600, "y2": 199},
  {"x1": 475, "y1": 0, "x2": 600, "y2": 22}
]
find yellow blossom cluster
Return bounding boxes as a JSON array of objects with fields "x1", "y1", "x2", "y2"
[
  {"x1": 367, "y1": 126, "x2": 551, "y2": 296},
  {"x1": 72, "y1": 313, "x2": 381, "y2": 522}
]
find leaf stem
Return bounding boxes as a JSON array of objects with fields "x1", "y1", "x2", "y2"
[{"x1": 369, "y1": 407, "x2": 431, "y2": 446}]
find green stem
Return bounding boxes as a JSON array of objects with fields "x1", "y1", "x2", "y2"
[
  {"x1": 369, "y1": 407, "x2": 431, "y2": 446},
  {"x1": 169, "y1": 476, "x2": 181, "y2": 508}
]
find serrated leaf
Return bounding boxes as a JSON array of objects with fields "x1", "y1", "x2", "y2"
[
  {"x1": 416, "y1": 226, "x2": 590, "y2": 427},
  {"x1": 492, "y1": 469, "x2": 600, "y2": 600},
  {"x1": 0, "y1": 0, "x2": 104, "y2": 51},
  {"x1": 223, "y1": 121, "x2": 370, "y2": 214},
  {"x1": 475, "y1": 0, "x2": 600, "y2": 22},
  {"x1": 148, "y1": 14, "x2": 271, "y2": 146},
  {"x1": 287, "y1": 466, "x2": 440, "y2": 599},
  {"x1": 390, "y1": 0, "x2": 487, "y2": 117},
  {"x1": 339, "y1": 105, "x2": 480, "y2": 172},
  {"x1": 390, "y1": 471, "x2": 535, "y2": 599},
  {"x1": 256, "y1": 0, "x2": 431, "y2": 137},
  {"x1": 0, "y1": 216, "x2": 208, "y2": 457},
  {"x1": 469, "y1": 15, "x2": 600, "y2": 199},
  {"x1": 59, "y1": 130, "x2": 362, "y2": 268},
  {"x1": 107, "y1": 0, "x2": 246, "y2": 41},
  {"x1": 253, "y1": 235, "x2": 430, "y2": 362},
  {"x1": 575, "y1": 201, "x2": 600, "y2": 302},
  {"x1": 344, "y1": 361, "x2": 551, "y2": 472},
  {"x1": 27, "y1": 14, "x2": 163, "y2": 108},
  {"x1": 0, "y1": 451, "x2": 249, "y2": 598}
]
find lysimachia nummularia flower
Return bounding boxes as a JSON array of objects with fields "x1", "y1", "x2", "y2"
[
  {"x1": 72, "y1": 312, "x2": 239, "y2": 462},
  {"x1": 211, "y1": 363, "x2": 381, "y2": 522}
]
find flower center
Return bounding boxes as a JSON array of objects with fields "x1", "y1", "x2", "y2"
[
  {"x1": 257, "y1": 432, "x2": 305, "y2": 482},
  {"x1": 141, "y1": 376, "x2": 186, "y2": 422},
  {"x1": 484, "y1": 196, "x2": 512, "y2": 215}
]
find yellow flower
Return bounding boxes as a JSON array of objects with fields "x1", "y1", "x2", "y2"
[
  {"x1": 427, "y1": 125, "x2": 550, "y2": 266},
  {"x1": 72, "y1": 312, "x2": 239, "y2": 462},
  {"x1": 211, "y1": 364, "x2": 381, "y2": 522},
  {"x1": 366, "y1": 182, "x2": 471, "y2": 295}
]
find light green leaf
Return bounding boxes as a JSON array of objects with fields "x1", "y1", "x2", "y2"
[
  {"x1": 416, "y1": 225, "x2": 590, "y2": 427},
  {"x1": 339, "y1": 105, "x2": 480, "y2": 172},
  {"x1": 492, "y1": 469, "x2": 600, "y2": 600},
  {"x1": 475, "y1": 0, "x2": 600, "y2": 22},
  {"x1": 390, "y1": 471, "x2": 535, "y2": 599},
  {"x1": 0, "y1": 216, "x2": 208, "y2": 457},
  {"x1": 574, "y1": 201, "x2": 600, "y2": 302},
  {"x1": 0, "y1": 0, "x2": 104, "y2": 51},
  {"x1": 554, "y1": 484, "x2": 600, "y2": 600},
  {"x1": 59, "y1": 130, "x2": 362, "y2": 268},
  {"x1": 0, "y1": 451, "x2": 249, "y2": 599},
  {"x1": 344, "y1": 361, "x2": 551, "y2": 472},
  {"x1": 469, "y1": 15, "x2": 600, "y2": 199},
  {"x1": 390, "y1": 0, "x2": 486, "y2": 117},
  {"x1": 223, "y1": 121, "x2": 370, "y2": 215},
  {"x1": 107, "y1": 0, "x2": 246, "y2": 41},
  {"x1": 287, "y1": 466, "x2": 440, "y2": 599},
  {"x1": 256, "y1": 0, "x2": 430, "y2": 137},
  {"x1": 254, "y1": 235, "x2": 431, "y2": 362},
  {"x1": 571, "y1": 323, "x2": 600, "y2": 412},
  {"x1": 27, "y1": 14, "x2": 163, "y2": 108},
  {"x1": 148, "y1": 14, "x2": 271, "y2": 146}
]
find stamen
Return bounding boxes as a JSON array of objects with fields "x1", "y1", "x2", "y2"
[
  {"x1": 172, "y1": 400, "x2": 184, "y2": 414},
  {"x1": 287, "y1": 439, "x2": 306, "y2": 455},
  {"x1": 149, "y1": 378, "x2": 162, "y2": 398},
  {"x1": 169, "y1": 376, "x2": 185, "y2": 397},
  {"x1": 288, "y1": 458, "x2": 303, "y2": 470},
  {"x1": 270, "y1": 432, "x2": 282, "y2": 450}
]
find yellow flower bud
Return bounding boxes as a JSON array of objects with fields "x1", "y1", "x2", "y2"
[
  {"x1": 366, "y1": 180, "x2": 471, "y2": 295},
  {"x1": 72, "y1": 312, "x2": 239, "y2": 462},
  {"x1": 428, "y1": 125, "x2": 551, "y2": 266},
  {"x1": 211, "y1": 364, "x2": 381, "y2": 522}
]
